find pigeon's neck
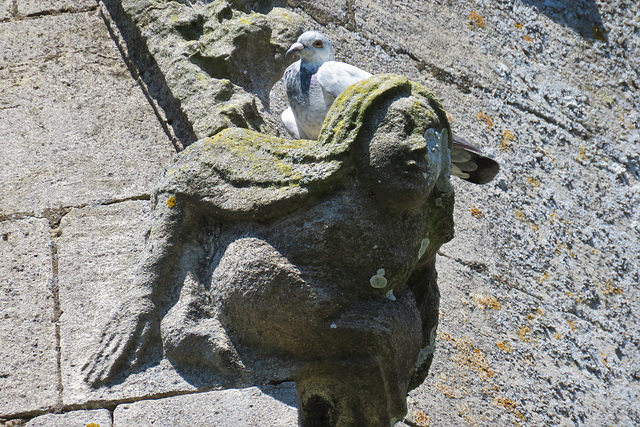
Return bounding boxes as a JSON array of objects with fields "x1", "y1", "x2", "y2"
[{"x1": 299, "y1": 59, "x2": 325, "y2": 74}]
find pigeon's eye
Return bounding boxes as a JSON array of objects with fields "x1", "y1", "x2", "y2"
[{"x1": 312, "y1": 40, "x2": 323, "y2": 48}]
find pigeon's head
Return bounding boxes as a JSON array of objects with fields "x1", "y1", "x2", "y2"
[{"x1": 286, "y1": 31, "x2": 334, "y2": 64}]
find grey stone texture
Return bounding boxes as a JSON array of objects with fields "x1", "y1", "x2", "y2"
[
  {"x1": 0, "y1": 8, "x2": 175, "y2": 217},
  {"x1": 1, "y1": 0, "x2": 639, "y2": 426},
  {"x1": 113, "y1": 385, "x2": 297, "y2": 426},
  {"x1": 0, "y1": 218, "x2": 58, "y2": 417},
  {"x1": 25, "y1": 409, "x2": 111, "y2": 427}
]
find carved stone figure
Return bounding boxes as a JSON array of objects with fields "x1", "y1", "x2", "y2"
[{"x1": 83, "y1": 74, "x2": 455, "y2": 426}]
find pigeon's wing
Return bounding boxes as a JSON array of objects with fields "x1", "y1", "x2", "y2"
[
  {"x1": 317, "y1": 61, "x2": 373, "y2": 98},
  {"x1": 451, "y1": 133, "x2": 500, "y2": 184},
  {"x1": 281, "y1": 106, "x2": 309, "y2": 139}
]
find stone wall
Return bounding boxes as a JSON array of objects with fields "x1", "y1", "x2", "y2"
[{"x1": 1, "y1": 0, "x2": 638, "y2": 426}]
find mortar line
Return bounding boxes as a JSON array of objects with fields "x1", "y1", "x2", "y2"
[{"x1": 48, "y1": 217, "x2": 65, "y2": 413}]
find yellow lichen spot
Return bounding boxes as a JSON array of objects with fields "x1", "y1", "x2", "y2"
[
  {"x1": 473, "y1": 294, "x2": 501, "y2": 310},
  {"x1": 518, "y1": 325, "x2": 531, "y2": 342},
  {"x1": 467, "y1": 11, "x2": 486, "y2": 29},
  {"x1": 446, "y1": 112, "x2": 455, "y2": 124},
  {"x1": 496, "y1": 340, "x2": 513, "y2": 353},
  {"x1": 86, "y1": 423, "x2": 100, "y2": 427},
  {"x1": 577, "y1": 146, "x2": 588, "y2": 162},
  {"x1": 526, "y1": 313, "x2": 536, "y2": 322},
  {"x1": 514, "y1": 22, "x2": 523, "y2": 30},
  {"x1": 413, "y1": 410, "x2": 431, "y2": 426},
  {"x1": 523, "y1": 35, "x2": 534, "y2": 42},
  {"x1": 514, "y1": 209, "x2": 525, "y2": 221},
  {"x1": 554, "y1": 332, "x2": 563, "y2": 339},
  {"x1": 567, "y1": 320, "x2": 576, "y2": 332},
  {"x1": 500, "y1": 129, "x2": 515, "y2": 150},
  {"x1": 536, "y1": 307, "x2": 544, "y2": 316},
  {"x1": 167, "y1": 196, "x2": 176, "y2": 208},
  {"x1": 536, "y1": 271, "x2": 550, "y2": 283},
  {"x1": 475, "y1": 111, "x2": 494, "y2": 129},
  {"x1": 526, "y1": 177, "x2": 540, "y2": 188}
]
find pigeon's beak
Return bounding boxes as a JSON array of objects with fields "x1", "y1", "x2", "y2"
[{"x1": 286, "y1": 42, "x2": 304, "y2": 57}]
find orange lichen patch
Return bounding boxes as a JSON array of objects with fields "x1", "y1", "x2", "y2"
[
  {"x1": 602, "y1": 280, "x2": 623, "y2": 295},
  {"x1": 526, "y1": 177, "x2": 540, "y2": 188},
  {"x1": 536, "y1": 271, "x2": 550, "y2": 283},
  {"x1": 475, "y1": 111, "x2": 494, "y2": 129},
  {"x1": 453, "y1": 339, "x2": 494, "y2": 380},
  {"x1": 437, "y1": 382, "x2": 466, "y2": 399},
  {"x1": 86, "y1": 424, "x2": 100, "y2": 427},
  {"x1": 517, "y1": 325, "x2": 531, "y2": 342},
  {"x1": 468, "y1": 11, "x2": 486, "y2": 29},
  {"x1": 567, "y1": 319, "x2": 577, "y2": 332},
  {"x1": 470, "y1": 205, "x2": 484, "y2": 219},
  {"x1": 526, "y1": 313, "x2": 536, "y2": 322},
  {"x1": 555, "y1": 241, "x2": 575, "y2": 258},
  {"x1": 499, "y1": 129, "x2": 515, "y2": 150},
  {"x1": 554, "y1": 332, "x2": 563, "y2": 339},
  {"x1": 523, "y1": 34, "x2": 534, "y2": 42},
  {"x1": 413, "y1": 410, "x2": 432, "y2": 426},
  {"x1": 455, "y1": 403, "x2": 478, "y2": 427},
  {"x1": 167, "y1": 196, "x2": 177, "y2": 208},
  {"x1": 493, "y1": 396, "x2": 518, "y2": 411},
  {"x1": 472, "y1": 294, "x2": 502, "y2": 310},
  {"x1": 438, "y1": 331, "x2": 453, "y2": 341},
  {"x1": 493, "y1": 396, "x2": 524, "y2": 419},
  {"x1": 496, "y1": 340, "x2": 513, "y2": 353},
  {"x1": 514, "y1": 22, "x2": 523, "y2": 30}
]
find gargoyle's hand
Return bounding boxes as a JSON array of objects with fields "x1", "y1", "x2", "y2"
[{"x1": 82, "y1": 299, "x2": 159, "y2": 387}]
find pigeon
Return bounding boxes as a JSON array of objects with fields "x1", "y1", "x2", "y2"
[{"x1": 282, "y1": 31, "x2": 500, "y2": 184}]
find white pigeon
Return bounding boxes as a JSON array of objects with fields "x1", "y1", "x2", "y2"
[{"x1": 281, "y1": 31, "x2": 500, "y2": 184}]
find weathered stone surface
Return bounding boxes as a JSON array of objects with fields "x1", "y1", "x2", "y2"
[
  {"x1": 107, "y1": 0, "x2": 305, "y2": 141},
  {"x1": 57, "y1": 201, "x2": 199, "y2": 406},
  {"x1": 277, "y1": 2, "x2": 638, "y2": 425},
  {"x1": 0, "y1": 11, "x2": 174, "y2": 217},
  {"x1": 113, "y1": 384, "x2": 297, "y2": 426},
  {"x1": 0, "y1": 218, "x2": 57, "y2": 417},
  {"x1": 25, "y1": 409, "x2": 111, "y2": 427},
  {"x1": 13, "y1": 0, "x2": 96, "y2": 18},
  {"x1": 82, "y1": 75, "x2": 454, "y2": 425}
]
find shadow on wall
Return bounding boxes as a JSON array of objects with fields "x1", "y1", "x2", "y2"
[{"x1": 520, "y1": 0, "x2": 607, "y2": 41}]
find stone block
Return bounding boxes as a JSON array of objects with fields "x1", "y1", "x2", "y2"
[
  {"x1": 0, "y1": 218, "x2": 57, "y2": 418},
  {"x1": 0, "y1": 11, "x2": 174, "y2": 217},
  {"x1": 57, "y1": 201, "x2": 196, "y2": 407},
  {"x1": 25, "y1": 409, "x2": 111, "y2": 427},
  {"x1": 113, "y1": 385, "x2": 297, "y2": 427}
]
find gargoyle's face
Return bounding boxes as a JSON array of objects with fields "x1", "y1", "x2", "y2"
[{"x1": 360, "y1": 97, "x2": 444, "y2": 212}]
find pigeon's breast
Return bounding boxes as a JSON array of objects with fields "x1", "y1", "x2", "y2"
[{"x1": 288, "y1": 69, "x2": 334, "y2": 140}]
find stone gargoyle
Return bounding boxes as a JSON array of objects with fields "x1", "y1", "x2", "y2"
[{"x1": 83, "y1": 74, "x2": 455, "y2": 426}]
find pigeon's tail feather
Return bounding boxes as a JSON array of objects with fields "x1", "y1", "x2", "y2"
[{"x1": 451, "y1": 133, "x2": 500, "y2": 185}]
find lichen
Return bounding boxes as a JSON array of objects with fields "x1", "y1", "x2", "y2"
[
  {"x1": 370, "y1": 268, "x2": 388, "y2": 289},
  {"x1": 418, "y1": 238, "x2": 430, "y2": 259}
]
